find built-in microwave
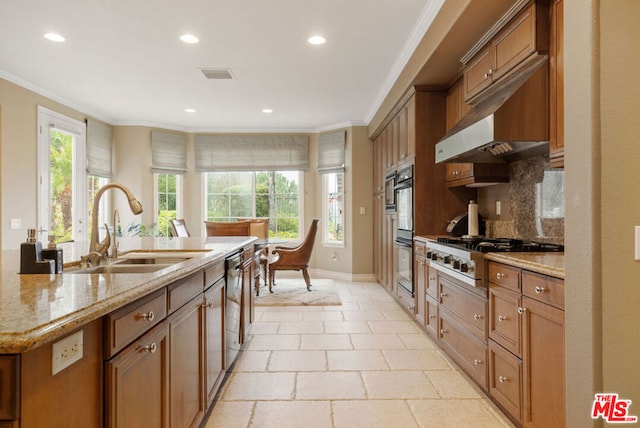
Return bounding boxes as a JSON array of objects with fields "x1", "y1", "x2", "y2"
[{"x1": 385, "y1": 172, "x2": 396, "y2": 211}]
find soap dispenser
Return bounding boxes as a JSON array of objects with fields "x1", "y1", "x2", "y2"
[
  {"x1": 19, "y1": 229, "x2": 54, "y2": 274},
  {"x1": 42, "y1": 234, "x2": 64, "y2": 273}
]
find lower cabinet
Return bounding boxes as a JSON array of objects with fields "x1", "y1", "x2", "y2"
[
  {"x1": 487, "y1": 261, "x2": 565, "y2": 427},
  {"x1": 204, "y1": 278, "x2": 225, "y2": 406},
  {"x1": 105, "y1": 321, "x2": 169, "y2": 428},
  {"x1": 169, "y1": 295, "x2": 205, "y2": 428}
]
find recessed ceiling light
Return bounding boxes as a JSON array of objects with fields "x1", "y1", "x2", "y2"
[
  {"x1": 185, "y1": 108, "x2": 196, "y2": 113},
  {"x1": 262, "y1": 108, "x2": 273, "y2": 114},
  {"x1": 307, "y1": 35, "x2": 326, "y2": 45},
  {"x1": 180, "y1": 34, "x2": 199, "y2": 44},
  {"x1": 43, "y1": 33, "x2": 65, "y2": 42}
]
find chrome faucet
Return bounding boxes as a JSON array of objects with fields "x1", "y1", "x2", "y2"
[{"x1": 88, "y1": 183, "x2": 143, "y2": 266}]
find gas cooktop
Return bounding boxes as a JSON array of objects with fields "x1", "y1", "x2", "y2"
[{"x1": 436, "y1": 237, "x2": 564, "y2": 253}]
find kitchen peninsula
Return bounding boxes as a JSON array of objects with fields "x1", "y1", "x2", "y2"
[{"x1": 0, "y1": 236, "x2": 255, "y2": 427}]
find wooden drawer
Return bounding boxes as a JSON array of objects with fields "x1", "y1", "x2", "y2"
[
  {"x1": 426, "y1": 265, "x2": 438, "y2": 299},
  {"x1": 488, "y1": 261, "x2": 521, "y2": 292},
  {"x1": 205, "y1": 261, "x2": 225, "y2": 289},
  {"x1": 425, "y1": 295, "x2": 438, "y2": 339},
  {"x1": 414, "y1": 241, "x2": 427, "y2": 257},
  {"x1": 489, "y1": 340, "x2": 523, "y2": 424},
  {"x1": 522, "y1": 271, "x2": 564, "y2": 310},
  {"x1": 489, "y1": 285, "x2": 522, "y2": 357},
  {"x1": 105, "y1": 288, "x2": 167, "y2": 358},
  {"x1": 168, "y1": 270, "x2": 204, "y2": 314},
  {"x1": 439, "y1": 276, "x2": 487, "y2": 341},
  {"x1": 439, "y1": 310, "x2": 488, "y2": 389}
]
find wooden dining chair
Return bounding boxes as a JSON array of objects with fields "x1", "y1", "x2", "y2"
[
  {"x1": 204, "y1": 220, "x2": 252, "y2": 237},
  {"x1": 268, "y1": 219, "x2": 320, "y2": 293},
  {"x1": 170, "y1": 219, "x2": 191, "y2": 237},
  {"x1": 237, "y1": 217, "x2": 271, "y2": 295}
]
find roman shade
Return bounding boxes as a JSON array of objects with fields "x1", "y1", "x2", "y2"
[
  {"x1": 194, "y1": 135, "x2": 309, "y2": 171},
  {"x1": 151, "y1": 131, "x2": 187, "y2": 174},
  {"x1": 86, "y1": 118, "x2": 113, "y2": 178},
  {"x1": 317, "y1": 130, "x2": 346, "y2": 173}
]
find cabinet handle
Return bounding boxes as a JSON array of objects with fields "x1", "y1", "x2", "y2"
[
  {"x1": 440, "y1": 329, "x2": 447, "y2": 335},
  {"x1": 140, "y1": 342, "x2": 157, "y2": 354},
  {"x1": 474, "y1": 359, "x2": 483, "y2": 365},
  {"x1": 517, "y1": 307, "x2": 526, "y2": 315},
  {"x1": 534, "y1": 286, "x2": 547, "y2": 294},
  {"x1": 496, "y1": 272, "x2": 504, "y2": 279},
  {"x1": 202, "y1": 301, "x2": 214, "y2": 309},
  {"x1": 136, "y1": 310, "x2": 155, "y2": 322},
  {"x1": 473, "y1": 314, "x2": 483, "y2": 320},
  {"x1": 497, "y1": 315, "x2": 507, "y2": 322},
  {"x1": 498, "y1": 375, "x2": 509, "y2": 383},
  {"x1": 429, "y1": 315, "x2": 436, "y2": 319},
  {"x1": 484, "y1": 68, "x2": 495, "y2": 79},
  {"x1": 440, "y1": 293, "x2": 448, "y2": 298}
]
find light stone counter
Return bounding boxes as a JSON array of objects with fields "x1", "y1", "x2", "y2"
[
  {"x1": 483, "y1": 252, "x2": 565, "y2": 279},
  {"x1": 0, "y1": 236, "x2": 254, "y2": 353}
]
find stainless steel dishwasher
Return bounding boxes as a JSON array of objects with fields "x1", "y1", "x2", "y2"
[{"x1": 225, "y1": 250, "x2": 243, "y2": 368}]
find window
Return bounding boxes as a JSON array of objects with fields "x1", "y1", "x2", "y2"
[
  {"x1": 88, "y1": 176, "x2": 110, "y2": 240},
  {"x1": 204, "y1": 171, "x2": 302, "y2": 239},
  {"x1": 155, "y1": 173, "x2": 182, "y2": 237},
  {"x1": 323, "y1": 172, "x2": 344, "y2": 245},
  {"x1": 37, "y1": 107, "x2": 87, "y2": 244}
]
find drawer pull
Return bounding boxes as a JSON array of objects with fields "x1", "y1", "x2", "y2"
[
  {"x1": 496, "y1": 272, "x2": 504, "y2": 279},
  {"x1": 535, "y1": 286, "x2": 547, "y2": 294},
  {"x1": 440, "y1": 293, "x2": 448, "y2": 298},
  {"x1": 497, "y1": 315, "x2": 507, "y2": 322},
  {"x1": 474, "y1": 359, "x2": 483, "y2": 365},
  {"x1": 429, "y1": 277, "x2": 436, "y2": 281},
  {"x1": 429, "y1": 315, "x2": 437, "y2": 319},
  {"x1": 517, "y1": 307, "x2": 526, "y2": 315},
  {"x1": 140, "y1": 343, "x2": 157, "y2": 354},
  {"x1": 136, "y1": 310, "x2": 155, "y2": 322},
  {"x1": 203, "y1": 301, "x2": 214, "y2": 309},
  {"x1": 498, "y1": 375, "x2": 509, "y2": 383},
  {"x1": 473, "y1": 314, "x2": 483, "y2": 321},
  {"x1": 440, "y1": 329, "x2": 447, "y2": 335}
]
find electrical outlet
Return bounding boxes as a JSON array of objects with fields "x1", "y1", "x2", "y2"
[
  {"x1": 10, "y1": 218, "x2": 21, "y2": 229},
  {"x1": 52, "y1": 330, "x2": 83, "y2": 375}
]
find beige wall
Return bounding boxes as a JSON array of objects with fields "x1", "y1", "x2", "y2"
[{"x1": 565, "y1": 0, "x2": 640, "y2": 426}]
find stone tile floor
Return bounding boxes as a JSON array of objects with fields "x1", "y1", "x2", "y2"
[{"x1": 204, "y1": 279, "x2": 515, "y2": 428}]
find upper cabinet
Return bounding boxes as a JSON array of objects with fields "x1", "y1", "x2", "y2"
[
  {"x1": 375, "y1": 92, "x2": 417, "y2": 174},
  {"x1": 463, "y1": 0, "x2": 550, "y2": 103},
  {"x1": 549, "y1": 0, "x2": 564, "y2": 167}
]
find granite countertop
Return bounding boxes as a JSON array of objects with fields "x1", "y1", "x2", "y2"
[
  {"x1": 483, "y1": 252, "x2": 565, "y2": 279},
  {"x1": 0, "y1": 236, "x2": 255, "y2": 354}
]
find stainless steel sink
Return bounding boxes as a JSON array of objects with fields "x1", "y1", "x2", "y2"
[{"x1": 67, "y1": 263, "x2": 174, "y2": 274}]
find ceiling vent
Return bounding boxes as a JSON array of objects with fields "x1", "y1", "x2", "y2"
[{"x1": 200, "y1": 68, "x2": 235, "y2": 80}]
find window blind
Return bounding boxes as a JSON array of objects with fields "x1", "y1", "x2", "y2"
[
  {"x1": 86, "y1": 118, "x2": 113, "y2": 178},
  {"x1": 151, "y1": 131, "x2": 187, "y2": 174},
  {"x1": 194, "y1": 135, "x2": 309, "y2": 171},
  {"x1": 317, "y1": 130, "x2": 346, "y2": 173}
]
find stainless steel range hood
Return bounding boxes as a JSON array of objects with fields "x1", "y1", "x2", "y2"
[{"x1": 436, "y1": 56, "x2": 550, "y2": 164}]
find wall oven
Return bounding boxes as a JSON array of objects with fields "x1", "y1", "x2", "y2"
[
  {"x1": 385, "y1": 171, "x2": 396, "y2": 211},
  {"x1": 394, "y1": 166, "x2": 413, "y2": 296}
]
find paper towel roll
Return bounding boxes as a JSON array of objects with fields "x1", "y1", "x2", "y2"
[{"x1": 468, "y1": 200, "x2": 479, "y2": 236}]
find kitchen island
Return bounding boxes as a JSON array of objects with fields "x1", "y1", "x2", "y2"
[{"x1": 0, "y1": 236, "x2": 255, "y2": 427}]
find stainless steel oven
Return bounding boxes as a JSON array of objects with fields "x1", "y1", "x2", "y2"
[
  {"x1": 385, "y1": 171, "x2": 396, "y2": 211},
  {"x1": 394, "y1": 166, "x2": 413, "y2": 295}
]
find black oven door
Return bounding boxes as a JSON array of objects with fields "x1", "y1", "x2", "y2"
[{"x1": 385, "y1": 172, "x2": 396, "y2": 211}]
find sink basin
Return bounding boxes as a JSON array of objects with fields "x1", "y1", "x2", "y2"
[
  {"x1": 67, "y1": 263, "x2": 174, "y2": 274},
  {"x1": 114, "y1": 251, "x2": 209, "y2": 265}
]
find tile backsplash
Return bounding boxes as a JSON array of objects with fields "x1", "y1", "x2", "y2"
[{"x1": 478, "y1": 155, "x2": 564, "y2": 244}]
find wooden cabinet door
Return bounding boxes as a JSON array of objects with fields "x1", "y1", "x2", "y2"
[
  {"x1": 372, "y1": 136, "x2": 383, "y2": 193},
  {"x1": 492, "y1": 3, "x2": 537, "y2": 81},
  {"x1": 373, "y1": 194, "x2": 384, "y2": 283},
  {"x1": 522, "y1": 296, "x2": 565, "y2": 428},
  {"x1": 445, "y1": 164, "x2": 461, "y2": 183},
  {"x1": 397, "y1": 104, "x2": 408, "y2": 162},
  {"x1": 464, "y1": 45, "x2": 494, "y2": 100},
  {"x1": 414, "y1": 254, "x2": 426, "y2": 325},
  {"x1": 489, "y1": 286, "x2": 522, "y2": 357},
  {"x1": 169, "y1": 295, "x2": 205, "y2": 428},
  {"x1": 405, "y1": 96, "x2": 416, "y2": 159},
  {"x1": 550, "y1": 0, "x2": 564, "y2": 167},
  {"x1": 205, "y1": 278, "x2": 225, "y2": 406},
  {"x1": 105, "y1": 321, "x2": 169, "y2": 428}
]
